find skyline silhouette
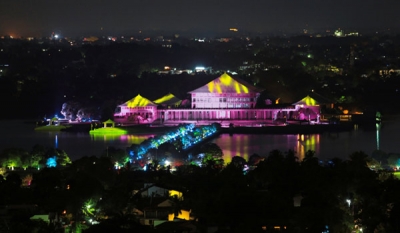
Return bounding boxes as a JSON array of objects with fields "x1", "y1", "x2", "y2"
[{"x1": 1, "y1": 0, "x2": 399, "y2": 37}]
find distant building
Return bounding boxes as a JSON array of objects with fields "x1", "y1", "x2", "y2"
[
  {"x1": 334, "y1": 29, "x2": 359, "y2": 37},
  {"x1": 0, "y1": 64, "x2": 9, "y2": 77},
  {"x1": 114, "y1": 73, "x2": 323, "y2": 126},
  {"x1": 157, "y1": 66, "x2": 194, "y2": 75},
  {"x1": 379, "y1": 69, "x2": 400, "y2": 77},
  {"x1": 194, "y1": 66, "x2": 212, "y2": 73},
  {"x1": 114, "y1": 94, "x2": 157, "y2": 123}
]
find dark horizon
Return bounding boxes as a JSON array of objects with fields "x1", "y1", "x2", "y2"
[{"x1": 1, "y1": 0, "x2": 400, "y2": 38}]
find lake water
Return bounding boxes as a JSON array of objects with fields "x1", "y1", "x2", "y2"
[{"x1": 1, "y1": 116, "x2": 400, "y2": 163}]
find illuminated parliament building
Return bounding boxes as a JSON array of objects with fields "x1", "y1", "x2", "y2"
[{"x1": 113, "y1": 73, "x2": 322, "y2": 126}]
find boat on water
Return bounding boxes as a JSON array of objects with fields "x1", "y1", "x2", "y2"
[{"x1": 89, "y1": 119, "x2": 127, "y2": 135}]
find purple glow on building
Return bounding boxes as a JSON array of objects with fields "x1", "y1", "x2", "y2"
[{"x1": 114, "y1": 73, "x2": 324, "y2": 127}]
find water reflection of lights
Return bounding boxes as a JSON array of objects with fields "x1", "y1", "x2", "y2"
[
  {"x1": 90, "y1": 134, "x2": 119, "y2": 141},
  {"x1": 223, "y1": 135, "x2": 250, "y2": 164},
  {"x1": 119, "y1": 135, "x2": 156, "y2": 145},
  {"x1": 219, "y1": 134, "x2": 320, "y2": 164},
  {"x1": 91, "y1": 134, "x2": 155, "y2": 144},
  {"x1": 55, "y1": 134, "x2": 58, "y2": 148},
  {"x1": 376, "y1": 123, "x2": 381, "y2": 150},
  {"x1": 296, "y1": 134, "x2": 320, "y2": 161}
]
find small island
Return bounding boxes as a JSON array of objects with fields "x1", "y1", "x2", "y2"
[
  {"x1": 89, "y1": 119, "x2": 127, "y2": 135},
  {"x1": 34, "y1": 117, "x2": 71, "y2": 132}
]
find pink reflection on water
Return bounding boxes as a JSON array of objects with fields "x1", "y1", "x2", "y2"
[
  {"x1": 213, "y1": 134, "x2": 321, "y2": 164},
  {"x1": 118, "y1": 134, "x2": 156, "y2": 145}
]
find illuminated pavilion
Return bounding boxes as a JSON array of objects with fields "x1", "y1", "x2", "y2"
[
  {"x1": 114, "y1": 94, "x2": 157, "y2": 123},
  {"x1": 113, "y1": 73, "x2": 321, "y2": 126}
]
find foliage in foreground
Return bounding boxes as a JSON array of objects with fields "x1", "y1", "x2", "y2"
[{"x1": 1, "y1": 147, "x2": 400, "y2": 232}]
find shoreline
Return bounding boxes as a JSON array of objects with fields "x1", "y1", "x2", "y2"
[
  {"x1": 221, "y1": 122, "x2": 355, "y2": 134},
  {"x1": 19, "y1": 117, "x2": 372, "y2": 135},
  {"x1": 57, "y1": 121, "x2": 357, "y2": 135}
]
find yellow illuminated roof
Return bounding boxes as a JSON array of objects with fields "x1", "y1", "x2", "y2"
[
  {"x1": 294, "y1": 96, "x2": 319, "y2": 106},
  {"x1": 122, "y1": 94, "x2": 157, "y2": 108},
  {"x1": 189, "y1": 73, "x2": 263, "y2": 94},
  {"x1": 153, "y1": 93, "x2": 182, "y2": 106},
  {"x1": 103, "y1": 119, "x2": 115, "y2": 124}
]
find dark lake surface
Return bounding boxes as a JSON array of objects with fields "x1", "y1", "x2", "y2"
[{"x1": 1, "y1": 116, "x2": 400, "y2": 163}]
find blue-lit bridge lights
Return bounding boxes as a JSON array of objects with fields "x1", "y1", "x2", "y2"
[{"x1": 128, "y1": 124, "x2": 219, "y2": 162}]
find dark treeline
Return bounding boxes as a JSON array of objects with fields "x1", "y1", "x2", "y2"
[
  {"x1": 1, "y1": 147, "x2": 400, "y2": 232},
  {"x1": 1, "y1": 34, "x2": 400, "y2": 119}
]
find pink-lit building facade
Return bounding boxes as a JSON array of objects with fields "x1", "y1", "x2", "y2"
[{"x1": 113, "y1": 73, "x2": 322, "y2": 126}]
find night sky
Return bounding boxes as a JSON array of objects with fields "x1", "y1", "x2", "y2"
[{"x1": 1, "y1": 0, "x2": 399, "y2": 37}]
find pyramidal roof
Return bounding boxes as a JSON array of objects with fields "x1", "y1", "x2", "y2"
[
  {"x1": 153, "y1": 93, "x2": 182, "y2": 105},
  {"x1": 293, "y1": 95, "x2": 319, "y2": 106},
  {"x1": 308, "y1": 92, "x2": 333, "y2": 104},
  {"x1": 103, "y1": 119, "x2": 115, "y2": 124},
  {"x1": 122, "y1": 94, "x2": 157, "y2": 108},
  {"x1": 188, "y1": 73, "x2": 264, "y2": 94}
]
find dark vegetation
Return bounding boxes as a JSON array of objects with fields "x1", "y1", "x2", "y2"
[
  {"x1": 1, "y1": 34, "x2": 400, "y2": 120},
  {"x1": 1, "y1": 34, "x2": 400, "y2": 232},
  {"x1": 1, "y1": 146, "x2": 400, "y2": 232}
]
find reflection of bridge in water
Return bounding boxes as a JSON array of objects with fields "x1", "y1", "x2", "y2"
[
  {"x1": 376, "y1": 123, "x2": 381, "y2": 151},
  {"x1": 90, "y1": 124, "x2": 340, "y2": 164}
]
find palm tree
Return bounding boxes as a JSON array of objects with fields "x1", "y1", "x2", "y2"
[{"x1": 168, "y1": 195, "x2": 183, "y2": 218}]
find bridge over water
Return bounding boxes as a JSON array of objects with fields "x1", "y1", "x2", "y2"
[{"x1": 127, "y1": 123, "x2": 220, "y2": 162}]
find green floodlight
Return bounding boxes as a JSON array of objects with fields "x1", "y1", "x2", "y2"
[
  {"x1": 89, "y1": 127, "x2": 127, "y2": 135},
  {"x1": 394, "y1": 172, "x2": 400, "y2": 180}
]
